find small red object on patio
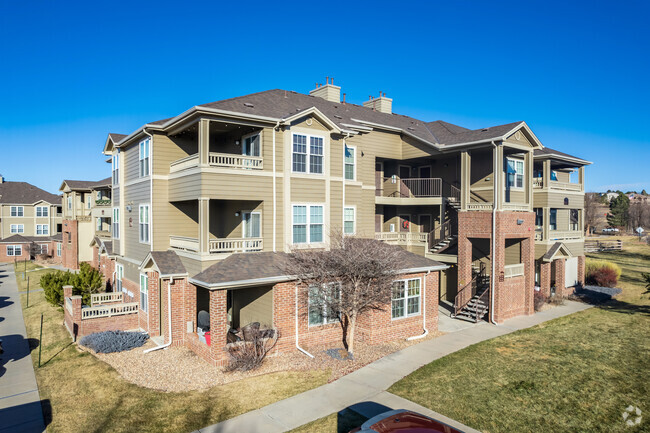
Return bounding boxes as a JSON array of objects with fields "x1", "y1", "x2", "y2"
[{"x1": 205, "y1": 332, "x2": 211, "y2": 346}]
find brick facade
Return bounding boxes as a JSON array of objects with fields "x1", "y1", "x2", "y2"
[
  {"x1": 540, "y1": 261, "x2": 551, "y2": 297},
  {"x1": 61, "y1": 219, "x2": 79, "y2": 269},
  {"x1": 578, "y1": 255, "x2": 585, "y2": 286},
  {"x1": 0, "y1": 241, "x2": 31, "y2": 262},
  {"x1": 457, "y1": 210, "x2": 535, "y2": 323}
]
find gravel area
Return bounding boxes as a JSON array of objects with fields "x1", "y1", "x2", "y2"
[{"x1": 84, "y1": 331, "x2": 444, "y2": 393}]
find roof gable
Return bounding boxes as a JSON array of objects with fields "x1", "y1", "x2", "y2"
[{"x1": 542, "y1": 242, "x2": 573, "y2": 262}]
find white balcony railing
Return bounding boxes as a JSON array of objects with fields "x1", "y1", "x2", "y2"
[
  {"x1": 209, "y1": 238, "x2": 263, "y2": 253},
  {"x1": 170, "y1": 236, "x2": 263, "y2": 254},
  {"x1": 502, "y1": 203, "x2": 531, "y2": 211},
  {"x1": 466, "y1": 203, "x2": 493, "y2": 211},
  {"x1": 91, "y1": 292, "x2": 123, "y2": 306},
  {"x1": 81, "y1": 302, "x2": 139, "y2": 319},
  {"x1": 209, "y1": 152, "x2": 263, "y2": 170},
  {"x1": 549, "y1": 180, "x2": 582, "y2": 191},
  {"x1": 504, "y1": 263, "x2": 525, "y2": 278},
  {"x1": 549, "y1": 230, "x2": 583, "y2": 241},
  {"x1": 375, "y1": 232, "x2": 428, "y2": 244},
  {"x1": 532, "y1": 178, "x2": 543, "y2": 188}
]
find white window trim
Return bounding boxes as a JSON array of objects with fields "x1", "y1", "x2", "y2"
[
  {"x1": 10, "y1": 206, "x2": 24, "y2": 217},
  {"x1": 139, "y1": 204, "x2": 150, "y2": 244},
  {"x1": 292, "y1": 204, "x2": 325, "y2": 245},
  {"x1": 506, "y1": 157, "x2": 525, "y2": 190},
  {"x1": 112, "y1": 208, "x2": 120, "y2": 239},
  {"x1": 344, "y1": 145, "x2": 356, "y2": 181},
  {"x1": 112, "y1": 153, "x2": 120, "y2": 185},
  {"x1": 241, "y1": 132, "x2": 262, "y2": 157},
  {"x1": 7, "y1": 245, "x2": 22, "y2": 256},
  {"x1": 242, "y1": 210, "x2": 262, "y2": 238},
  {"x1": 40, "y1": 244, "x2": 48, "y2": 254},
  {"x1": 36, "y1": 224, "x2": 49, "y2": 235},
  {"x1": 56, "y1": 242, "x2": 62, "y2": 257},
  {"x1": 391, "y1": 277, "x2": 422, "y2": 320},
  {"x1": 139, "y1": 138, "x2": 151, "y2": 178},
  {"x1": 343, "y1": 206, "x2": 356, "y2": 235},
  {"x1": 292, "y1": 133, "x2": 325, "y2": 175},
  {"x1": 308, "y1": 283, "x2": 340, "y2": 327},
  {"x1": 36, "y1": 206, "x2": 49, "y2": 217},
  {"x1": 140, "y1": 273, "x2": 148, "y2": 312},
  {"x1": 116, "y1": 264, "x2": 125, "y2": 293},
  {"x1": 10, "y1": 224, "x2": 24, "y2": 234}
]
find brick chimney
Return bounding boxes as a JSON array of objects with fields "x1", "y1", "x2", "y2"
[
  {"x1": 309, "y1": 77, "x2": 341, "y2": 103},
  {"x1": 363, "y1": 92, "x2": 392, "y2": 114},
  {"x1": 0, "y1": 174, "x2": 4, "y2": 183}
]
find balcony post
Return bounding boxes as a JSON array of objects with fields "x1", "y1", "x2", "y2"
[
  {"x1": 198, "y1": 198, "x2": 210, "y2": 254},
  {"x1": 460, "y1": 151, "x2": 471, "y2": 210},
  {"x1": 578, "y1": 166, "x2": 585, "y2": 191},
  {"x1": 525, "y1": 150, "x2": 533, "y2": 208},
  {"x1": 543, "y1": 159, "x2": 551, "y2": 190},
  {"x1": 199, "y1": 119, "x2": 210, "y2": 166},
  {"x1": 543, "y1": 207, "x2": 549, "y2": 241}
]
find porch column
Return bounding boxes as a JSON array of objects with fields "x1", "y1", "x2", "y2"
[
  {"x1": 543, "y1": 159, "x2": 551, "y2": 190},
  {"x1": 199, "y1": 118, "x2": 210, "y2": 166},
  {"x1": 198, "y1": 198, "x2": 210, "y2": 254},
  {"x1": 543, "y1": 207, "x2": 550, "y2": 241},
  {"x1": 209, "y1": 289, "x2": 229, "y2": 365},
  {"x1": 540, "y1": 261, "x2": 551, "y2": 297},
  {"x1": 525, "y1": 150, "x2": 533, "y2": 208},
  {"x1": 460, "y1": 151, "x2": 471, "y2": 210}
]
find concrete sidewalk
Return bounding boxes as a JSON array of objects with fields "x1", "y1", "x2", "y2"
[
  {"x1": 197, "y1": 300, "x2": 592, "y2": 433},
  {"x1": 0, "y1": 263, "x2": 46, "y2": 432}
]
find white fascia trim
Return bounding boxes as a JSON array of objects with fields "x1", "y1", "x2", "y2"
[
  {"x1": 535, "y1": 154, "x2": 593, "y2": 165},
  {"x1": 350, "y1": 118, "x2": 441, "y2": 150},
  {"x1": 503, "y1": 121, "x2": 543, "y2": 149},
  {"x1": 398, "y1": 265, "x2": 449, "y2": 273},
  {"x1": 189, "y1": 275, "x2": 293, "y2": 290},
  {"x1": 340, "y1": 123, "x2": 373, "y2": 132},
  {"x1": 281, "y1": 107, "x2": 342, "y2": 133}
]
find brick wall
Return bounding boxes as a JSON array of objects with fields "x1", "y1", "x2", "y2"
[
  {"x1": 540, "y1": 261, "x2": 551, "y2": 297},
  {"x1": 61, "y1": 219, "x2": 79, "y2": 269},
  {"x1": 0, "y1": 241, "x2": 31, "y2": 262},
  {"x1": 92, "y1": 246, "x2": 99, "y2": 269},
  {"x1": 578, "y1": 255, "x2": 585, "y2": 286},
  {"x1": 147, "y1": 271, "x2": 160, "y2": 337}
]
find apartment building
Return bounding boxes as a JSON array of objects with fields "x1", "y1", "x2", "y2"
[
  {"x1": 78, "y1": 81, "x2": 588, "y2": 365},
  {"x1": 0, "y1": 175, "x2": 63, "y2": 262},
  {"x1": 59, "y1": 178, "x2": 112, "y2": 269}
]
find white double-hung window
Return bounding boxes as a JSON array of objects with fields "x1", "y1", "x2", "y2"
[
  {"x1": 36, "y1": 206, "x2": 49, "y2": 217},
  {"x1": 112, "y1": 208, "x2": 120, "y2": 239},
  {"x1": 57, "y1": 242, "x2": 62, "y2": 257},
  {"x1": 10, "y1": 206, "x2": 23, "y2": 217},
  {"x1": 344, "y1": 145, "x2": 355, "y2": 180},
  {"x1": 391, "y1": 278, "x2": 421, "y2": 319},
  {"x1": 112, "y1": 153, "x2": 120, "y2": 185},
  {"x1": 292, "y1": 134, "x2": 323, "y2": 174},
  {"x1": 139, "y1": 138, "x2": 150, "y2": 177},
  {"x1": 506, "y1": 158, "x2": 524, "y2": 189},
  {"x1": 115, "y1": 264, "x2": 124, "y2": 293},
  {"x1": 7, "y1": 245, "x2": 22, "y2": 256},
  {"x1": 344, "y1": 207, "x2": 355, "y2": 235},
  {"x1": 10, "y1": 224, "x2": 24, "y2": 234},
  {"x1": 139, "y1": 204, "x2": 150, "y2": 243},
  {"x1": 292, "y1": 205, "x2": 324, "y2": 244},
  {"x1": 36, "y1": 224, "x2": 49, "y2": 235},
  {"x1": 140, "y1": 273, "x2": 148, "y2": 312}
]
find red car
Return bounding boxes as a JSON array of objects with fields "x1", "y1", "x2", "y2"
[{"x1": 350, "y1": 409, "x2": 467, "y2": 433}]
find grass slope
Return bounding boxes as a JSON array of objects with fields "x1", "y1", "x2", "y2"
[
  {"x1": 20, "y1": 288, "x2": 328, "y2": 433},
  {"x1": 390, "y1": 236, "x2": 650, "y2": 433}
]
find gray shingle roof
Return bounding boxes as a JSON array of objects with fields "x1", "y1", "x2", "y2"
[
  {"x1": 108, "y1": 133, "x2": 127, "y2": 142},
  {"x1": 62, "y1": 177, "x2": 111, "y2": 191},
  {"x1": 0, "y1": 234, "x2": 32, "y2": 244},
  {"x1": 0, "y1": 234, "x2": 61, "y2": 243},
  {"x1": 149, "y1": 251, "x2": 187, "y2": 276},
  {"x1": 534, "y1": 147, "x2": 591, "y2": 165},
  {"x1": 0, "y1": 181, "x2": 61, "y2": 204},
  {"x1": 191, "y1": 242, "x2": 446, "y2": 288}
]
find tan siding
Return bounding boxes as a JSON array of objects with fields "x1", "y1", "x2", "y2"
[
  {"x1": 232, "y1": 285, "x2": 273, "y2": 328},
  {"x1": 290, "y1": 178, "x2": 326, "y2": 203},
  {"x1": 153, "y1": 133, "x2": 194, "y2": 176},
  {"x1": 402, "y1": 135, "x2": 435, "y2": 160},
  {"x1": 534, "y1": 191, "x2": 584, "y2": 208},
  {"x1": 124, "y1": 143, "x2": 141, "y2": 182},
  {"x1": 505, "y1": 239, "x2": 522, "y2": 265},
  {"x1": 123, "y1": 179, "x2": 151, "y2": 262}
]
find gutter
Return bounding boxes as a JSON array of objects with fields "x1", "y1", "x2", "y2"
[
  {"x1": 407, "y1": 270, "x2": 430, "y2": 341},
  {"x1": 144, "y1": 277, "x2": 174, "y2": 353},
  {"x1": 490, "y1": 141, "x2": 498, "y2": 325},
  {"x1": 272, "y1": 121, "x2": 279, "y2": 252}
]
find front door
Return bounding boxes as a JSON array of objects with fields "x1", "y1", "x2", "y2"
[
  {"x1": 243, "y1": 212, "x2": 261, "y2": 238},
  {"x1": 419, "y1": 215, "x2": 432, "y2": 233},
  {"x1": 242, "y1": 134, "x2": 260, "y2": 157}
]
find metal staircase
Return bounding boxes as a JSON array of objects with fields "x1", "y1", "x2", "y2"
[{"x1": 451, "y1": 265, "x2": 490, "y2": 323}]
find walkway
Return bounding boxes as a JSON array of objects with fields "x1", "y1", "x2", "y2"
[
  {"x1": 197, "y1": 301, "x2": 592, "y2": 433},
  {"x1": 0, "y1": 263, "x2": 46, "y2": 432}
]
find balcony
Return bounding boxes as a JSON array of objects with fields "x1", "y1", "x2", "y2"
[
  {"x1": 535, "y1": 229, "x2": 583, "y2": 242},
  {"x1": 375, "y1": 177, "x2": 445, "y2": 205},
  {"x1": 170, "y1": 152, "x2": 263, "y2": 174},
  {"x1": 170, "y1": 236, "x2": 263, "y2": 254},
  {"x1": 504, "y1": 263, "x2": 524, "y2": 278},
  {"x1": 375, "y1": 232, "x2": 428, "y2": 244},
  {"x1": 533, "y1": 178, "x2": 582, "y2": 191}
]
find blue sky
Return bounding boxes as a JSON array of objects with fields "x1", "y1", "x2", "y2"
[{"x1": 1, "y1": 0, "x2": 648, "y2": 194}]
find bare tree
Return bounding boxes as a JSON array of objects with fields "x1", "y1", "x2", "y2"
[
  {"x1": 286, "y1": 234, "x2": 403, "y2": 355},
  {"x1": 584, "y1": 193, "x2": 603, "y2": 236},
  {"x1": 629, "y1": 202, "x2": 650, "y2": 231}
]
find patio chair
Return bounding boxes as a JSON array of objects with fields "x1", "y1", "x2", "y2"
[
  {"x1": 197, "y1": 310, "x2": 210, "y2": 333},
  {"x1": 241, "y1": 322, "x2": 260, "y2": 341}
]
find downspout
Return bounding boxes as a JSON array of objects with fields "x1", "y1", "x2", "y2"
[
  {"x1": 144, "y1": 276, "x2": 173, "y2": 353},
  {"x1": 490, "y1": 141, "x2": 498, "y2": 325},
  {"x1": 342, "y1": 133, "x2": 351, "y2": 230},
  {"x1": 295, "y1": 282, "x2": 314, "y2": 358},
  {"x1": 272, "y1": 121, "x2": 279, "y2": 252},
  {"x1": 407, "y1": 270, "x2": 430, "y2": 340}
]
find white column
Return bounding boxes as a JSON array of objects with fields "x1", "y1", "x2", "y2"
[
  {"x1": 199, "y1": 119, "x2": 210, "y2": 166},
  {"x1": 198, "y1": 198, "x2": 210, "y2": 253}
]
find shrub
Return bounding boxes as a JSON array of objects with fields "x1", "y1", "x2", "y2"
[
  {"x1": 533, "y1": 291, "x2": 547, "y2": 311},
  {"x1": 79, "y1": 330, "x2": 149, "y2": 353},
  {"x1": 41, "y1": 270, "x2": 75, "y2": 306},
  {"x1": 641, "y1": 273, "x2": 650, "y2": 293},
  {"x1": 225, "y1": 327, "x2": 278, "y2": 372},
  {"x1": 585, "y1": 259, "x2": 621, "y2": 288},
  {"x1": 40, "y1": 263, "x2": 104, "y2": 307}
]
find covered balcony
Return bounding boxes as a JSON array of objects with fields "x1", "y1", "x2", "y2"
[
  {"x1": 168, "y1": 119, "x2": 264, "y2": 174},
  {"x1": 534, "y1": 208, "x2": 583, "y2": 241},
  {"x1": 168, "y1": 199, "x2": 264, "y2": 256},
  {"x1": 533, "y1": 159, "x2": 584, "y2": 192}
]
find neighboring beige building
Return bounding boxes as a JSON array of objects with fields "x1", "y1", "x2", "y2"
[{"x1": 59, "y1": 178, "x2": 112, "y2": 269}]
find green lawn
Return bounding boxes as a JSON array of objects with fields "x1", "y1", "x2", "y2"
[
  {"x1": 389, "y1": 236, "x2": 650, "y2": 432},
  {"x1": 14, "y1": 265, "x2": 52, "y2": 292},
  {"x1": 20, "y1": 287, "x2": 329, "y2": 433}
]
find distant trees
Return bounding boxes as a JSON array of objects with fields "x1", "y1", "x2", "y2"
[
  {"x1": 629, "y1": 202, "x2": 650, "y2": 231},
  {"x1": 607, "y1": 192, "x2": 630, "y2": 229}
]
